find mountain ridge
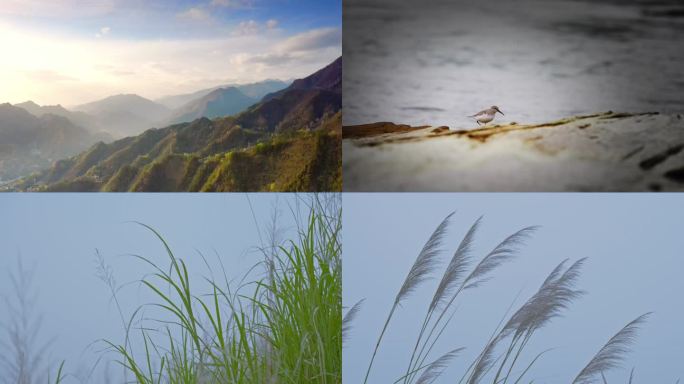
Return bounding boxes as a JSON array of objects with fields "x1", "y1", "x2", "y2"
[
  {"x1": 167, "y1": 86, "x2": 257, "y2": 125},
  {"x1": 8, "y1": 57, "x2": 342, "y2": 191},
  {"x1": 263, "y1": 57, "x2": 341, "y2": 101},
  {"x1": 72, "y1": 94, "x2": 170, "y2": 138},
  {"x1": 15, "y1": 100, "x2": 104, "y2": 136},
  {"x1": 0, "y1": 103, "x2": 110, "y2": 181},
  {"x1": 156, "y1": 79, "x2": 289, "y2": 109}
]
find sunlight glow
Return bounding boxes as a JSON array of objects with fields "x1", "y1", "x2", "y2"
[{"x1": 0, "y1": 20, "x2": 340, "y2": 105}]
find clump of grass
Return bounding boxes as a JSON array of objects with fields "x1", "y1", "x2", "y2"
[
  {"x1": 350, "y1": 213, "x2": 655, "y2": 384},
  {"x1": 102, "y1": 194, "x2": 341, "y2": 383}
]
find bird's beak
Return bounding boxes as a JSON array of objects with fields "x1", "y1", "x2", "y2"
[{"x1": 497, "y1": 109, "x2": 504, "y2": 115}]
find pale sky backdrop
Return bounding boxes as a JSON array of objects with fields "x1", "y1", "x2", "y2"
[
  {"x1": 344, "y1": 193, "x2": 684, "y2": 383},
  {"x1": 0, "y1": 193, "x2": 308, "y2": 382},
  {"x1": 0, "y1": 0, "x2": 341, "y2": 106}
]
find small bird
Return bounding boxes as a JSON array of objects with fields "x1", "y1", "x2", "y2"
[{"x1": 469, "y1": 105, "x2": 504, "y2": 126}]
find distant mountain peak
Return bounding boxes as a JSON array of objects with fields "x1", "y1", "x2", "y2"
[
  {"x1": 155, "y1": 79, "x2": 289, "y2": 110},
  {"x1": 210, "y1": 86, "x2": 242, "y2": 94},
  {"x1": 167, "y1": 86, "x2": 256, "y2": 124},
  {"x1": 262, "y1": 56, "x2": 341, "y2": 101},
  {"x1": 78, "y1": 93, "x2": 160, "y2": 106},
  {"x1": 118, "y1": 93, "x2": 144, "y2": 98},
  {"x1": 0, "y1": 103, "x2": 34, "y2": 117},
  {"x1": 72, "y1": 93, "x2": 171, "y2": 137},
  {"x1": 18, "y1": 100, "x2": 40, "y2": 108}
]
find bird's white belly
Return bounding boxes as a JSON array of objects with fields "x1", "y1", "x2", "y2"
[{"x1": 476, "y1": 114, "x2": 494, "y2": 123}]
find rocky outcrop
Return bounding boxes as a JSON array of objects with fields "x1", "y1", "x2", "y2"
[{"x1": 343, "y1": 112, "x2": 684, "y2": 191}]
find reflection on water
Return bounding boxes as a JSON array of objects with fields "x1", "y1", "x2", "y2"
[{"x1": 343, "y1": 0, "x2": 684, "y2": 128}]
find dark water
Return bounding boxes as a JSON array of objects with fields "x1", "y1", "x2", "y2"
[{"x1": 343, "y1": 0, "x2": 684, "y2": 128}]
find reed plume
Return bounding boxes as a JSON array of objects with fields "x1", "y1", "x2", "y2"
[
  {"x1": 343, "y1": 299, "x2": 365, "y2": 345},
  {"x1": 398, "y1": 212, "x2": 455, "y2": 302},
  {"x1": 405, "y1": 225, "x2": 538, "y2": 384},
  {"x1": 363, "y1": 212, "x2": 454, "y2": 384},
  {"x1": 415, "y1": 348, "x2": 464, "y2": 384},
  {"x1": 573, "y1": 313, "x2": 651, "y2": 384},
  {"x1": 430, "y1": 217, "x2": 482, "y2": 313},
  {"x1": 462, "y1": 226, "x2": 539, "y2": 291},
  {"x1": 403, "y1": 217, "x2": 481, "y2": 384},
  {"x1": 468, "y1": 258, "x2": 586, "y2": 384}
]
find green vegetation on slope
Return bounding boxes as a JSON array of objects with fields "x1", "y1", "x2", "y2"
[
  {"x1": 197, "y1": 124, "x2": 341, "y2": 192},
  {"x1": 13, "y1": 111, "x2": 341, "y2": 192}
]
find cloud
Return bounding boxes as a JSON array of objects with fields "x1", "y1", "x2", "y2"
[
  {"x1": 95, "y1": 26, "x2": 111, "y2": 38},
  {"x1": 210, "y1": 0, "x2": 252, "y2": 8},
  {"x1": 235, "y1": 27, "x2": 341, "y2": 78},
  {"x1": 232, "y1": 19, "x2": 279, "y2": 36},
  {"x1": 177, "y1": 7, "x2": 211, "y2": 22},
  {"x1": 21, "y1": 69, "x2": 77, "y2": 83},
  {"x1": 0, "y1": 21, "x2": 341, "y2": 105},
  {"x1": 266, "y1": 19, "x2": 278, "y2": 29},
  {"x1": 111, "y1": 70, "x2": 135, "y2": 77},
  {"x1": 233, "y1": 20, "x2": 260, "y2": 35},
  {"x1": 246, "y1": 53, "x2": 294, "y2": 66},
  {"x1": 0, "y1": 0, "x2": 116, "y2": 18},
  {"x1": 278, "y1": 28, "x2": 341, "y2": 52}
]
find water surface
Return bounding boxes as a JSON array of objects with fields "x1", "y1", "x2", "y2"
[{"x1": 344, "y1": 0, "x2": 684, "y2": 128}]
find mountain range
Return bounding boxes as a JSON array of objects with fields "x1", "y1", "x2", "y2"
[
  {"x1": 8, "y1": 57, "x2": 342, "y2": 192},
  {"x1": 166, "y1": 87, "x2": 257, "y2": 125},
  {"x1": 263, "y1": 59, "x2": 340, "y2": 101},
  {"x1": 160, "y1": 80, "x2": 289, "y2": 125},
  {"x1": 155, "y1": 80, "x2": 288, "y2": 109},
  {"x1": 0, "y1": 104, "x2": 111, "y2": 181},
  {"x1": 0, "y1": 78, "x2": 292, "y2": 182},
  {"x1": 9, "y1": 79, "x2": 289, "y2": 141},
  {"x1": 15, "y1": 101, "x2": 101, "y2": 133},
  {"x1": 73, "y1": 94, "x2": 171, "y2": 138}
]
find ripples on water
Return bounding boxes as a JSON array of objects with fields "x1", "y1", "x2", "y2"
[{"x1": 343, "y1": 0, "x2": 684, "y2": 128}]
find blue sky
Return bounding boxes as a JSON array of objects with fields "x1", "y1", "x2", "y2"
[
  {"x1": 0, "y1": 0, "x2": 341, "y2": 105},
  {"x1": 0, "y1": 193, "x2": 304, "y2": 382},
  {"x1": 343, "y1": 193, "x2": 684, "y2": 383},
  {"x1": 2, "y1": 0, "x2": 341, "y2": 39}
]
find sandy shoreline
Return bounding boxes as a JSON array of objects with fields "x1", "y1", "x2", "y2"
[{"x1": 343, "y1": 112, "x2": 684, "y2": 191}]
